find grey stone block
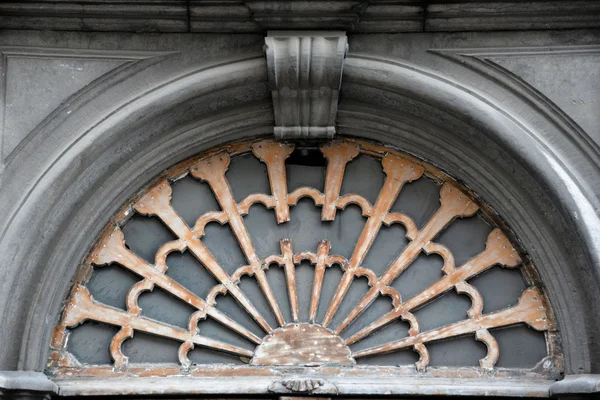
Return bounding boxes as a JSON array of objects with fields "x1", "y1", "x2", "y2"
[
  {"x1": 551, "y1": 374, "x2": 600, "y2": 396},
  {"x1": 0, "y1": 371, "x2": 56, "y2": 392},
  {"x1": 1, "y1": 52, "x2": 126, "y2": 159}
]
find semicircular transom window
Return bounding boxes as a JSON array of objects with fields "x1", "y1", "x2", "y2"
[{"x1": 49, "y1": 138, "x2": 562, "y2": 390}]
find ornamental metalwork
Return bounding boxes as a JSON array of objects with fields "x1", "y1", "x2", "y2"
[{"x1": 48, "y1": 138, "x2": 560, "y2": 380}]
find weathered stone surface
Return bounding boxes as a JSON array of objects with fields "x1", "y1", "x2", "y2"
[
  {"x1": 0, "y1": 10, "x2": 598, "y2": 399},
  {"x1": 0, "y1": 371, "x2": 56, "y2": 392},
  {"x1": 2, "y1": 1, "x2": 600, "y2": 33},
  {"x1": 2, "y1": 53, "x2": 126, "y2": 159},
  {"x1": 426, "y1": 1, "x2": 600, "y2": 32},
  {"x1": 0, "y1": 29, "x2": 268, "y2": 370},
  {"x1": 348, "y1": 29, "x2": 600, "y2": 148},
  {"x1": 0, "y1": 1, "x2": 188, "y2": 32},
  {"x1": 550, "y1": 374, "x2": 600, "y2": 395},
  {"x1": 486, "y1": 51, "x2": 600, "y2": 142}
]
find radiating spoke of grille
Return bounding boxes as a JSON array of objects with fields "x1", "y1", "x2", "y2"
[{"x1": 49, "y1": 138, "x2": 558, "y2": 376}]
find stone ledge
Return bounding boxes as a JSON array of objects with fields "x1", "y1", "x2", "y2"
[
  {"x1": 550, "y1": 374, "x2": 600, "y2": 396},
  {"x1": 1, "y1": 371, "x2": 598, "y2": 397},
  {"x1": 0, "y1": 371, "x2": 57, "y2": 393}
]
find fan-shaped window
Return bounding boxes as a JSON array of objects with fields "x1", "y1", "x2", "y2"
[{"x1": 48, "y1": 138, "x2": 561, "y2": 397}]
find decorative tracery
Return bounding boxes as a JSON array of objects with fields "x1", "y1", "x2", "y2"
[{"x1": 48, "y1": 138, "x2": 559, "y2": 378}]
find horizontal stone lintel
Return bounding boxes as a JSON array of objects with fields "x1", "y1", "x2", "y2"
[
  {"x1": 1, "y1": 370, "x2": 600, "y2": 396},
  {"x1": 40, "y1": 374, "x2": 600, "y2": 397},
  {"x1": 1, "y1": 1, "x2": 599, "y2": 33}
]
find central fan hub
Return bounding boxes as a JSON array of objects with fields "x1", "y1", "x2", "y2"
[{"x1": 251, "y1": 323, "x2": 355, "y2": 366}]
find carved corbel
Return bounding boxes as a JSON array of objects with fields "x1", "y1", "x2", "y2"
[
  {"x1": 264, "y1": 31, "x2": 348, "y2": 139},
  {"x1": 268, "y1": 378, "x2": 337, "y2": 395}
]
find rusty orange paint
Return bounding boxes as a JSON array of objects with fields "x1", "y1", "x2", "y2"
[
  {"x1": 353, "y1": 288, "x2": 551, "y2": 359},
  {"x1": 323, "y1": 153, "x2": 424, "y2": 328},
  {"x1": 252, "y1": 323, "x2": 354, "y2": 366},
  {"x1": 252, "y1": 140, "x2": 294, "y2": 223},
  {"x1": 48, "y1": 138, "x2": 559, "y2": 380},
  {"x1": 335, "y1": 182, "x2": 479, "y2": 334},
  {"x1": 63, "y1": 285, "x2": 254, "y2": 359},
  {"x1": 134, "y1": 179, "x2": 274, "y2": 333},
  {"x1": 190, "y1": 153, "x2": 286, "y2": 327},
  {"x1": 320, "y1": 141, "x2": 360, "y2": 221},
  {"x1": 346, "y1": 229, "x2": 522, "y2": 347}
]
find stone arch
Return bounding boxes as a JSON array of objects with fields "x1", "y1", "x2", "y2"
[{"x1": 0, "y1": 52, "x2": 597, "y2": 386}]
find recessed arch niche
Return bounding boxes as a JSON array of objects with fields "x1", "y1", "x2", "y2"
[
  {"x1": 1, "y1": 51, "x2": 595, "y2": 398},
  {"x1": 48, "y1": 137, "x2": 561, "y2": 396}
]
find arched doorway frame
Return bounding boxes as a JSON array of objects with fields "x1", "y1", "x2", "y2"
[{"x1": 0, "y1": 50, "x2": 598, "y2": 396}]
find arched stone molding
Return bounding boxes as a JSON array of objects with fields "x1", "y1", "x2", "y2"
[
  {"x1": 0, "y1": 50, "x2": 598, "y2": 395},
  {"x1": 338, "y1": 54, "x2": 600, "y2": 375},
  {"x1": 0, "y1": 52, "x2": 274, "y2": 372}
]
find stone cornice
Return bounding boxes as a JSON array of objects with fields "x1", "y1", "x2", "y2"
[{"x1": 1, "y1": 1, "x2": 599, "y2": 33}]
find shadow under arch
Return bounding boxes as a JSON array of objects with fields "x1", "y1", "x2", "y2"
[{"x1": 1, "y1": 52, "x2": 597, "y2": 379}]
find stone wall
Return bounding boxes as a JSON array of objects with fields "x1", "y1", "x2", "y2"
[{"x1": 0, "y1": 3, "x2": 599, "y2": 398}]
